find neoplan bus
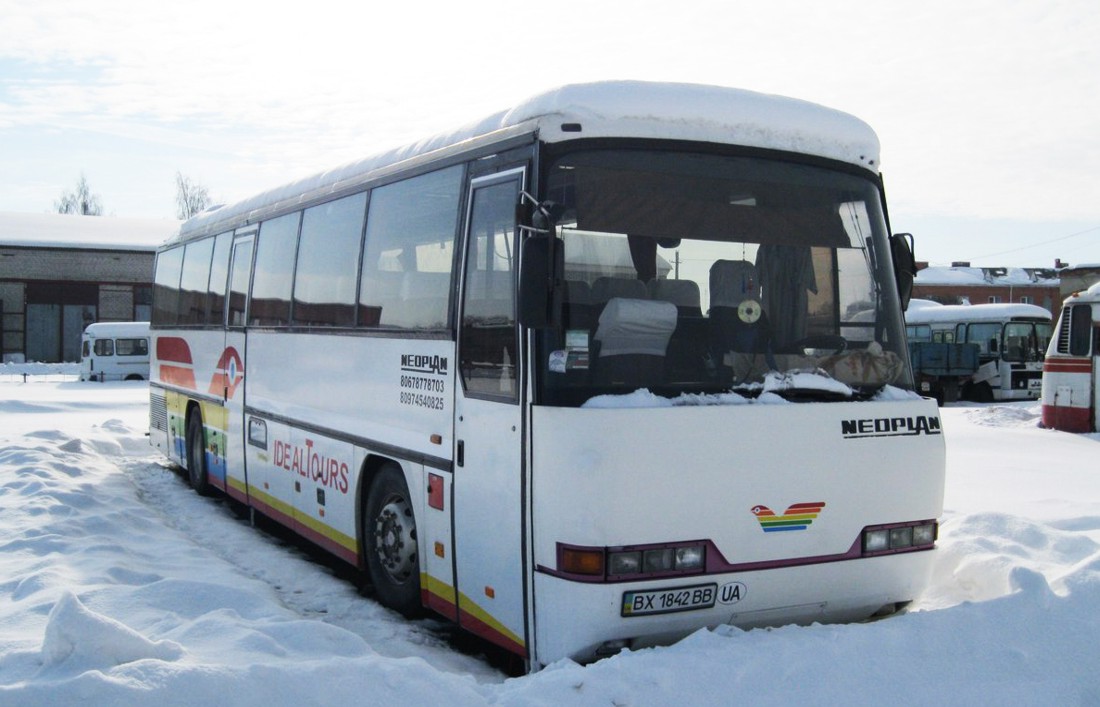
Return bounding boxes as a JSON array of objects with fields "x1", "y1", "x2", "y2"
[
  {"x1": 1041, "y1": 281, "x2": 1100, "y2": 432},
  {"x1": 149, "y1": 81, "x2": 944, "y2": 670},
  {"x1": 904, "y1": 300, "x2": 1053, "y2": 402},
  {"x1": 80, "y1": 321, "x2": 151, "y2": 381}
]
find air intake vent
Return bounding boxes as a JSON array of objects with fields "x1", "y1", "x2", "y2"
[
  {"x1": 150, "y1": 392, "x2": 168, "y2": 431},
  {"x1": 1056, "y1": 306, "x2": 1073, "y2": 354}
]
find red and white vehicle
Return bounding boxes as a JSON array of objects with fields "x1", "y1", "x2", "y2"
[
  {"x1": 149, "y1": 81, "x2": 944, "y2": 670},
  {"x1": 1041, "y1": 282, "x2": 1100, "y2": 432}
]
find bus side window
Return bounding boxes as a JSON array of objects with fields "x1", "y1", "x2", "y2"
[
  {"x1": 206, "y1": 232, "x2": 233, "y2": 325},
  {"x1": 1069, "y1": 305, "x2": 1092, "y2": 356},
  {"x1": 460, "y1": 178, "x2": 519, "y2": 399},
  {"x1": 116, "y1": 338, "x2": 147, "y2": 356},
  {"x1": 94, "y1": 339, "x2": 114, "y2": 357},
  {"x1": 293, "y1": 192, "x2": 365, "y2": 327},
  {"x1": 179, "y1": 236, "x2": 215, "y2": 325},
  {"x1": 152, "y1": 246, "x2": 185, "y2": 326},
  {"x1": 250, "y1": 212, "x2": 300, "y2": 327},
  {"x1": 358, "y1": 165, "x2": 463, "y2": 330}
]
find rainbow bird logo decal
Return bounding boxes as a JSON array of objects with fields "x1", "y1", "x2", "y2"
[{"x1": 751, "y1": 502, "x2": 826, "y2": 532}]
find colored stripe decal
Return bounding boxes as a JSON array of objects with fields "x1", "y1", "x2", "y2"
[
  {"x1": 244, "y1": 483, "x2": 359, "y2": 563},
  {"x1": 752, "y1": 502, "x2": 826, "y2": 532},
  {"x1": 457, "y1": 592, "x2": 526, "y2": 656},
  {"x1": 159, "y1": 364, "x2": 196, "y2": 389},
  {"x1": 156, "y1": 336, "x2": 193, "y2": 363}
]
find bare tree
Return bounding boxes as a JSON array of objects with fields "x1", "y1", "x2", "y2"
[
  {"x1": 175, "y1": 172, "x2": 211, "y2": 220},
  {"x1": 55, "y1": 173, "x2": 103, "y2": 216}
]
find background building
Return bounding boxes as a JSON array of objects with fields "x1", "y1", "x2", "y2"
[
  {"x1": 1056, "y1": 263, "x2": 1100, "y2": 303},
  {"x1": 912, "y1": 262, "x2": 1061, "y2": 316},
  {"x1": 0, "y1": 212, "x2": 178, "y2": 363}
]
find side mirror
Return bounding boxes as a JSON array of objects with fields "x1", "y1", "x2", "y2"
[
  {"x1": 890, "y1": 233, "x2": 916, "y2": 311},
  {"x1": 518, "y1": 234, "x2": 564, "y2": 328}
]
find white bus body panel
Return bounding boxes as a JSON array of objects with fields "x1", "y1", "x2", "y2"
[
  {"x1": 243, "y1": 332, "x2": 455, "y2": 563},
  {"x1": 528, "y1": 398, "x2": 944, "y2": 665},
  {"x1": 1042, "y1": 288, "x2": 1099, "y2": 432}
]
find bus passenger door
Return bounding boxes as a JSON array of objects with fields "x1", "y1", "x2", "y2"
[
  {"x1": 221, "y1": 230, "x2": 254, "y2": 505},
  {"x1": 452, "y1": 168, "x2": 528, "y2": 657}
]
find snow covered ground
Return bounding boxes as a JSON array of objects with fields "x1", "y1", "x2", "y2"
[{"x1": 0, "y1": 371, "x2": 1097, "y2": 706}]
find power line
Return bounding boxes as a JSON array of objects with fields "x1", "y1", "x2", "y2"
[{"x1": 970, "y1": 224, "x2": 1100, "y2": 261}]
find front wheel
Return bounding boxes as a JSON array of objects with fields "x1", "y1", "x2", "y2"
[
  {"x1": 363, "y1": 463, "x2": 422, "y2": 617},
  {"x1": 186, "y1": 411, "x2": 210, "y2": 496}
]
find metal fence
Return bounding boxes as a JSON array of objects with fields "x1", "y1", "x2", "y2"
[{"x1": 0, "y1": 373, "x2": 81, "y2": 383}]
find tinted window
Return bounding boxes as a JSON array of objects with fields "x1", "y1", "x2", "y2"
[
  {"x1": 294, "y1": 192, "x2": 366, "y2": 326},
  {"x1": 178, "y1": 237, "x2": 215, "y2": 325},
  {"x1": 206, "y1": 232, "x2": 232, "y2": 325},
  {"x1": 251, "y1": 213, "x2": 300, "y2": 326},
  {"x1": 152, "y1": 246, "x2": 185, "y2": 326},
  {"x1": 228, "y1": 237, "x2": 254, "y2": 328},
  {"x1": 117, "y1": 338, "x2": 148, "y2": 356},
  {"x1": 1070, "y1": 305, "x2": 1092, "y2": 356},
  {"x1": 460, "y1": 177, "x2": 519, "y2": 399},
  {"x1": 359, "y1": 165, "x2": 463, "y2": 328},
  {"x1": 94, "y1": 339, "x2": 114, "y2": 356}
]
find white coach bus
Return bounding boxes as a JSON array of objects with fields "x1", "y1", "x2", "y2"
[
  {"x1": 904, "y1": 301, "x2": 1053, "y2": 402},
  {"x1": 80, "y1": 321, "x2": 151, "y2": 381},
  {"x1": 1041, "y1": 282, "x2": 1100, "y2": 432},
  {"x1": 149, "y1": 81, "x2": 944, "y2": 670}
]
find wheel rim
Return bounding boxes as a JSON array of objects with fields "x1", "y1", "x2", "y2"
[{"x1": 373, "y1": 495, "x2": 416, "y2": 584}]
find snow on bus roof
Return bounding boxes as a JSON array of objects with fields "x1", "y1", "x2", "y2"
[
  {"x1": 0, "y1": 212, "x2": 180, "y2": 251},
  {"x1": 905, "y1": 301, "x2": 1053, "y2": 323},
  {"x1": 180, "y1": 81, "x2": 880, "y2": 241},
  {"x1": 914, "y1": 265, "x2": 1059, "y2": 286}
]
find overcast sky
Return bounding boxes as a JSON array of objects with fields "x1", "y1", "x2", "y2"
[{"x1": 1, "y1": 0, "x2": 1096, "y2": 268}]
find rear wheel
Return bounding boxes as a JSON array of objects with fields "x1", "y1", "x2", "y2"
[
  {"x1": 364, "y1": 463, "x2": 422, "y2": 617},
  {"x1": 186, "y1": 411, "x2": 211, "y2": 496}
]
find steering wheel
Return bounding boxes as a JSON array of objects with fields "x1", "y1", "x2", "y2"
[{"x1": 785, "y1": 334, "x2": 847, "y2": 355}]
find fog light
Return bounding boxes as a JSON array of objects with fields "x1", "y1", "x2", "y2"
[
  {"x1": 864, "y1": 529, "x2": 889, "y2": 553},
  {"x1": 675, "y1": 545, "x2": 705, "y2": 571},
  {"x1": 608, "y1": 551, "x2": 641, "y2": 576},
  {"x1": 595, "y1": 638, "x2": 630, "y2": 656}
]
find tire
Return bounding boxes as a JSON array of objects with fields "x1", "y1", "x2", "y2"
[
  {"x1": 186, "y1": 411, "x2": 211, "y2": 496},
  {"x1": 363, "y1": 463, "x2": 422, "y2": 617}
]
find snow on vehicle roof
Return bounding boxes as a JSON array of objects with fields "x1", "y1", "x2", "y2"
[
  {"x1": 914, "y1": 265, "x2": 1059, "y2": 286},
  {"x1": 0, "y1": 212, "x2": 180, "y2": 251},
  {"x1": 179, "y1": 81, "x2": 880, "y2": 242},
  {"x1": 905, "y1": 301, "x2": 1052, "y2": 324},
  {"x1": 83, "y1": 322, "x2": 151, "y2": 336},
  {"x1": 1064, "y1": 280, "x2": 1100, "y2": 303}
]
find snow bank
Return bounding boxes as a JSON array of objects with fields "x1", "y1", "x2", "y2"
[{"x1": 1, "y1": 379, "x2": 1099, "y2": 705}]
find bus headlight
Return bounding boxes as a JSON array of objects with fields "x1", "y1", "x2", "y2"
[
  {"x1": 609, "y1": 551, "x2": 642, "y2": 576},
  {"x1": 564, "y1": 542, "x2": 707, "y2": 580},
  {"x1": 862, "y1": 521, "x2": 937, "y2": 556},
  {"x1": 674, "y1": 545, "x2": 705, "y2": 571}
]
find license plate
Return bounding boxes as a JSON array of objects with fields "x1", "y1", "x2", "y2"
[{"x1": 621, "y1": 583, "x2": 717, "y2": 617}]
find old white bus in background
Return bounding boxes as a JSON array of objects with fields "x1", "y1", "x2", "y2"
[
  {"x1": 80, "y1": 321, "x2": 151, "y2": 381},
  {"x1": 1041, "y1": 281, "x2": 1100, "y2": 432},
  {"x1": 904, "y1": 300, "x2": 1052, "y2": 402},
  {"x1": 148, "y1": 81, "x2": 943, "y2": 671}
]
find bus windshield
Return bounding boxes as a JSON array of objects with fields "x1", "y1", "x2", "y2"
[
  {"x1": 536, "y1": 149, "x2": 911, "y2": 405},
  {"x1": 1003, "y1": 321, "x2": 1053, "y2": 362}
]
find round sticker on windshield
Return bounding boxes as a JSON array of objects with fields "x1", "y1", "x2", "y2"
[{"x1": 737, "y1": 300, "x2": 762, "y2": 324}]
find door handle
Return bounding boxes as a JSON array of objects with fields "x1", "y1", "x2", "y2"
[{"x1": 456, "y1": 439, "x2": 464, "y2": 468}]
